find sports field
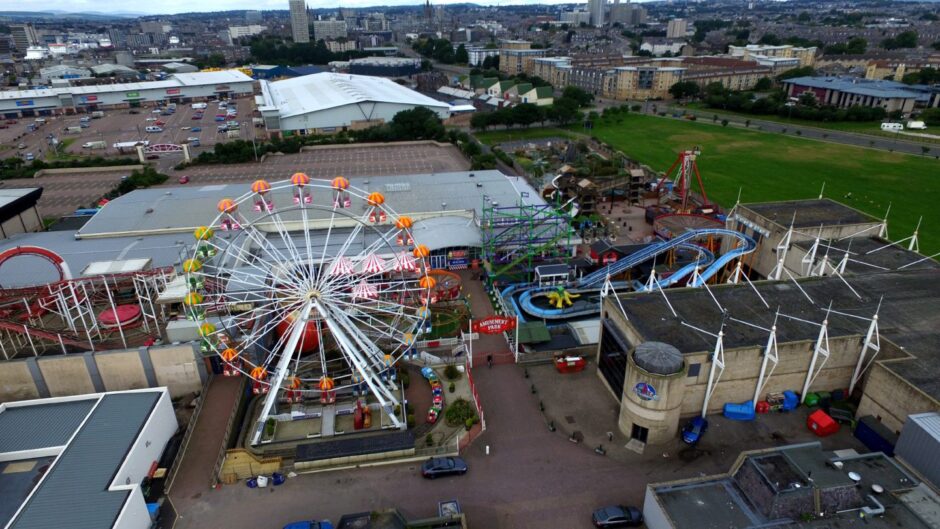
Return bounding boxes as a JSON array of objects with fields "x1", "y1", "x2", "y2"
[{"x1": 476, "y1": 115, "x2": 939, "y2": 255}]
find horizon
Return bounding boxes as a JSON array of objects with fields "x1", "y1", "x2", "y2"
[{"x1": 0, "y1": 0, "x2": 658, "y2": 17}]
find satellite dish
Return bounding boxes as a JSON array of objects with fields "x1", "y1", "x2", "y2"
[
  {"x1": 848, "y1": 471, "x2": 862, "y2": 482},
  {"x1": 871, "y1": 484, "x2": 884, "y2": 494},
  {"x1": 833, "y1": 461, "x2": 844, "y2": 469}
]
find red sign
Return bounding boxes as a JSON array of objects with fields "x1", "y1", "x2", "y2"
[
  {"x1": 166, "y1": 88, "x2": 181, "y2": 95},
  {"x1": 472, "y1": 316, "x2": 516, "y2": 335}
]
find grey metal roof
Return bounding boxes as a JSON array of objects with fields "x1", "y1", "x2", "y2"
[
  {"x1": 0, "y1": 399, "x2": 97, "y2": 453},
  {"x1": 784, "y1": 76, "x2": 925, "y2": 100},
  {"x1": 9, "y1": 391, "x2": 160, "y2": 529},
  {"x1": 0, "y1": 231, "x2": 187, "y2": 288},
  {"x1": 76, "y1": 170, "x2": 544, "y2": 239},
  {"x1": 633, "y1": 341, "x2": 684, "y2": 375},
  {"x1": 410, "y1": 216, "x2": 481, "y2": 251}
]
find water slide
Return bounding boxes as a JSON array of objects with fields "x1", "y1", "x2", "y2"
[{"x1": 511, "y1": 229, "x2": 755, "y2": 321}]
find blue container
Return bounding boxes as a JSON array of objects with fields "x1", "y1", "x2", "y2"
[
  {"x1": 782, "y1": 391, "x2": 799, "y2": 411},
  {"x1": 854, "y1": 416, "x2": 897, "y2": 456},
  {"x1": 723, "y1": 401, "x2": 756, "y2": 421}
]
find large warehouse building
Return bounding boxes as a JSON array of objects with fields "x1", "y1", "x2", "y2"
[
  {"x1": 0, "y1": 388, "x2": 178, "y2": 529},
  {"x1": 257, "y1": 72, "x2": 452, "y2": 134},
  {"x1": 0, "y1": 71, "x2": 255, "y2": 117}
]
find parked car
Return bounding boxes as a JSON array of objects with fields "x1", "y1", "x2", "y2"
[
  {"x1": 591, "y1": 505, "x2": 643, "y2": 528},
  {"x1": 178, "y1": 175, "x2": 190, "y2": 184},
  {"x1": 682, "y1": 416, "x2": 708, "y2": 445},
  {"x1": 34, "y1": 118, "x2": 46, "y2": 123},
  {"x1": 154, "y1": 120, "x2": 166, "y2": 126},
  {"x1": 282, "y1": 521, "x2": 333, "y2": 529},
  {"x1": 186, "y1": 137, "x2": 200, "y2": 146},
  {"x1": 17, "y1": 143, "x2": 25, "y2": 149},
  {"x1": 146, "y1": 118, "x2": 157, "y2": 122},
  {"x1": 421, "y1": 457, "x2": 468, "y2": 479},
  {"x1": 0, "y1": 124, "x2": 8, "y2": 129},
  {"x1": 152, "y1": 109, "x2": 162, "y2": 114},
  {"x1": 6, "y1": 119, "x2": 18, "y2": 124},
  {"x1": 180, "y1": 126, "x2": 191, "y2": 130},
  {"x1": 145, "y1": 154, "x2": 159, "y2": 160},
  {"x1": 192, "y1": 114, "x2": 203, "y2": 120},
  {"x1": 25, "y1": 152, "x2": 34, "y2": 161},
  {"x1": 191, "y1": 127, "x2": 201, "y2": 132},
  {"x1": 128, "y1": 110, "x2": 140, "y2": 114},
  {"x1": 214, "y1": 116, "x2": 226, "y2": 122}
]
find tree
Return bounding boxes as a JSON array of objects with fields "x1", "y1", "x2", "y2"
[
  {"x1": 825, "y1": 37, "x2": 867, "y2": 55},
  {"x1": 561, "y1": 86, "x2": 594, "y2": 108},
  {"x1": 511, "y1": 103, "x2": 544, "y2": 128},
  {"x1": 669, "y1": 81, "x2": 701, "y2": 100},
  {"x1": 798, "y1": 92, "x2": 818, "y2": 107},
  {"x1": 481, "y1": 55, "x2": 499, "y2": 70},
  {"x1": 549, "y1": 98, "x2": 582, "y2": 126},
  {"x1": 758, "y1": 33, "x2": 782, "y2": 45},
  {"x1": 882, "y1": 30, "x2": 918, "y2": 50},
  {"x1": 754, "y1": 77, "x2": 773, "y2": 91},
  {"x1": 455, "y1": 44, "x2": 469, "y2": 65},
  {"x1": 470, "y1": 112, "x2": 493, "y2": 131},
  {"x1": 390, "y1": 107, "x2": 444, "y2": 140},
  {"x1": 921, "y1": 107, "x2": 940, "y2": 126},
  {"x1": 777, "y1": 66, "x2": 816, "y2": 80}
]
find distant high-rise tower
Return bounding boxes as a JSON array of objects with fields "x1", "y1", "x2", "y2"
[
  {"x1": 424, "y1": 0, "x2": 433, "y2": 22},
  {"x1": 11, "y1": 23, "x2": 39, "y2": 51},
  {"x1": 289, "y1": 0, "x2": 310, "y2": 43},
  {"x1": 587, "y1": 0, "x2": 605, "y2": 27},
  {"x1": 667, "y1": 18, "x2": 688, "y2": 39}
]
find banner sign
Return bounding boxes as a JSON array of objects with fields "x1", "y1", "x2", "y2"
[
  {"x1": 16, "y1": 100, "x2": 34, "y2": 107},
  {"x1": 126, "y1": 91, "x2": 141, "y2": 98},
  {"x1": 472, "y1": 316, "x2": 516, "y2": 335},
  {"x1": 166, "y1": 88, "x2": 181, "y2": 95}
]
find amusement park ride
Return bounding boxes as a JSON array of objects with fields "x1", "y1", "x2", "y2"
[{"x1": 180, "y1": 175, "x2": 436, "y2": 445}]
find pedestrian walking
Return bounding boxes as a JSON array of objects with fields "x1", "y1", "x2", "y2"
[{"x1": 486, "y1": 354, "x2": 493, "y2": 368}]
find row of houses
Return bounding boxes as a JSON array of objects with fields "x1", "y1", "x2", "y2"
[{"x1": 451, "y1": 75, "x2": 555, "y2": 108}]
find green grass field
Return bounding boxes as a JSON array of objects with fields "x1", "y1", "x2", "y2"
[
  {"x1": 677, "y1": 103, "x2": 940, "y2": 145},
  {"x1": 475, "y1": 115, "x2": 939, "y2": 255}
]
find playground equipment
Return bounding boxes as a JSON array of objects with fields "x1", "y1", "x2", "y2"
[
  {"x1": 181, "y1": 174, "x2": 432, "y2": 445},
  {"x1": 653, "y1": 148, "x2": 716, "y2": 214},
  {"x1": 546, "y1": 287, "x2": 580, "y2": 309},
  {"x1": 481, "y1": 201, "x2": 574, "y2": 284}
]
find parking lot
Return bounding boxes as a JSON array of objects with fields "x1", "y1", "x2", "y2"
[
  {"x1": 175, "y1": 142, "x2": 470, "y2": 185},
  {"x1": 0, "y1": 95, "x2": 257, "y2": 162},
  {"x1": 3, "y1": 169, "x2": 131, "y2": 218}
]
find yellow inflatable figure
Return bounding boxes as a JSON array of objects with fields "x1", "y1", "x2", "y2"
[{"x1": 547, "y1": 287, "x2": 581, "y2": 309}]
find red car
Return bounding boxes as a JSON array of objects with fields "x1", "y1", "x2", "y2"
[
  {"x1": 154, "y1": 120, "x2": 166, "y2": 126},
  {"x1": 178, "y1": 175, "x2": 190, "y2": 184},
  {"x1": 6, "y1": 119, "x2": 17, "y2": 124},
  {"x1": 192, "y1": 114, "x2": 203, "y2": 120}
]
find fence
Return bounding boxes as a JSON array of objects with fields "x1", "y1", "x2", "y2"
[
  {"x1": 464, "y1": 357, "x2": 486, "y2": 432},
  {"x1": 163, "y1": 375, "x2": 212, "y2": 495}
]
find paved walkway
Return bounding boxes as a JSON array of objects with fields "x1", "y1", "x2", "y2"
[
  {"x1": 168, "y1": 376, "x2": 243, "y2": 504},
  {"x1": 457, "y1": 270, "x2": 513, "y2": 364}
]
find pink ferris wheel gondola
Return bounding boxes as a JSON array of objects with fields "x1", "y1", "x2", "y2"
[
  {"x1": 352, "y1": 280, "x2": 378, "y2": 300},
  {"x1": 392, "y1": 252, "x2": 417, "y2": 272},
  {"x1": 360, "y1": 253, "x2": 386, "y2": 275},
  {"x1": 328, "y1": 256, "x2": 354, "y2": 276}
]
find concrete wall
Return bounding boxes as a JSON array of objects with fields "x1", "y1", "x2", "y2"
[
  {"x1": 112, "y1": 390, "x2": 178, "y2": 488},
  {"x1": 0, "y1": 343, "x2": 205, "y2": 402},
  {"x1": 0, "y1": 207, "x2": 42, "y2": 239},
  {"x1": 38, "y1": 355, "x2": 95, "y2": 396},
  {"x1": 149, "y1": 343, "x2": 204, "y2": 397},
  {"x1": 642, "y1": 486, "x2": 674, "y2": 529},
  {"x1": 0, "y1": 360, "x2": 40, "y2": 401},
  {"x1": 856, "y1": 359, "x2": 940, "y2": 434},
  {"x1": 96, "y1": 349, "x2": 149, "y2": 392},
  {"x1": 278, "y1": 101, "x2": 450, "y2": 132}
]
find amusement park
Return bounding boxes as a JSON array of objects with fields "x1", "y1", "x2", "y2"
[{"x1": 0, "y1": 133, "x2": 939, "y2": 529}]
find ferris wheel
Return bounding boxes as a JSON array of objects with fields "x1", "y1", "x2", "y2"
[{"x1": 180, "y1": 173, "x2": 437, "y2": 444}]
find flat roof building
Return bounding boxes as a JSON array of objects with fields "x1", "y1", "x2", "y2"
[
  {"x1": 782, "y1": 76, "x2": 927, "y2": 114},
  {"x1": 0, "y1": 388, "x2": 177, "y2": 529}
]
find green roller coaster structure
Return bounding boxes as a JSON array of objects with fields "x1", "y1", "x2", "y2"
[{"x1": 481, "y1": 199, "x2": 574, "y2": 285}]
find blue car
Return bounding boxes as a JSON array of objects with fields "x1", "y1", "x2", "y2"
[
  {"x1": 191, "y1": 127, "x2": 201, "y2": 132},
  {"x1": 283, "y1": 521, "x2": 333, "y2": 529},
  {"x1": 682, "y1": 416, "x2": 709, "y2": 445},
  {"x1": 215, "y1": 116, "x2": 225, "y2": 122}
]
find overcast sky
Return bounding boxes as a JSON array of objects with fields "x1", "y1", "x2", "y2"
[{"x1": 1, "y1": 0, "x2": 614, "y2": 16}]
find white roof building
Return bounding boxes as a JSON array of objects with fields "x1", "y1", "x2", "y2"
[{"x1": 257, "y1": 72, "x2": 451, "y2": 133}]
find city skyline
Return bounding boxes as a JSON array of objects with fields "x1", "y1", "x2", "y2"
[{"x1": 0, "y1": 0, "x2": 656, "y2": 16}]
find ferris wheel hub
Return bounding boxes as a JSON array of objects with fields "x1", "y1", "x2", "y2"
[{"x1": 305, "y1": 289, "x2": 323, "y2": 300}]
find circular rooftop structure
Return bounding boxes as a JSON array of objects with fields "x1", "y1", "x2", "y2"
[{"x1": 633, "y1": 342, "x2": 684, "y2": 375}]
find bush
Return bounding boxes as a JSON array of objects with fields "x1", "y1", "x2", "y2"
[
  {"x1": 448, "y1": 382, "x2": 456, "y2": 393},
  {"x1": 443, "y1": 364, "x2": 460, "y2": 380},
  {"x1": 465, "y1": 418, "x2": 474, "y2": 430},
  {"x1": 0, "y1": 156, "x2": 138, "y2": 181},
  {"x1": 400, "y1": 371, "x2": 410, "y2": 389},
  {"x1": 630, "y1": 104, "x2": 641, "y2": 112},
  {"x1": 407, "y1": 414, "x2": 416, "y2": 428},
  {"x1": 425, "y1": 433, "x2": 434, "y2": 447},
  {"x1": 264, "y1": 418, "x2": 276, "y2": 437},
  {"x1": 444, "y1": 398, "x2": 477, "y2": 427}
]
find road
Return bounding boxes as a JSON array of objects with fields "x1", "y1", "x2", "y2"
[{"x1": 652, "y1": 104, "x2": 938, "y2": 158}]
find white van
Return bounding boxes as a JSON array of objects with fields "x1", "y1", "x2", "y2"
[
  {"x1": 906, "y1": 121, "x2": 927, "y2": 130},
  {"x1": 880, "y1": 123, "x2": 903, "y2": 132},
  {"x1": 192, "y1": 102, "x2": 207, "y2": 110},
  {"x1": 82, "y1": 141, "x2": 107, "y2": 150},
  {"x1": 145, "y1": 126, "x2": 163, "y2": 133}
]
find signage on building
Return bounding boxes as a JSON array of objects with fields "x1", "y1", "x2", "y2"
[
  {"x1": 80, "y1": 95, "x2": 98, "y2": 103},
  {"x1": 15, "y1": 100, "x2": 34, "y2": 107},
  {"x1": 166, "y1": 88, "x2": 181, "y2": 95},
  {"x1": 633, "y1": 382, "x2": 658, "y2": 401},
  {"x1": 472, "y1": 316, "x2": 516, "y2": 335},
  {"x1": 126, "y1": 91, "x2": 141, "y2": 98},
  {"x1": 447, "y1": 258, "x2": 469, "y2": 268},
  {"x1": 214, "y1": 85, "x2": 231, "y2": 92},
  {"x1": 448, "y1": 250, "x2": 467, "y2": 259}
]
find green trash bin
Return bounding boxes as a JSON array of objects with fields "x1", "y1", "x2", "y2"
[{"x1": 804, "y1": 392, "x2": 820, "y2": 407}]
